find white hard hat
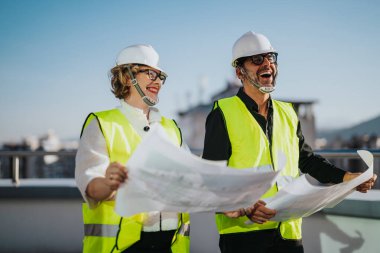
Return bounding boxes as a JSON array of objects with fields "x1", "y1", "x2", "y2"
[
  {"x1": 116, "y1": 44, "x2": 167, "y2": 75},
  {"x1": 232, "y1": 31, "x2": 276, "y2": 67}
]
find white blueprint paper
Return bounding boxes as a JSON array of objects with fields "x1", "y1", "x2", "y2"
[
  {"x1": 115, "y1": 125, "x2": 283, "y2": 217},
  {"x1": 264, "y1": 150, "x2": 374, "y2": 222}
]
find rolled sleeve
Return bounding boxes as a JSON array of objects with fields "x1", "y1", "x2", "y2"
[
  {"x1": 297, "y1": 122, "x2": 346, "y2": 183},
  {"x1": 75, "y1": 119, "x2": 109, "y2": 207}
]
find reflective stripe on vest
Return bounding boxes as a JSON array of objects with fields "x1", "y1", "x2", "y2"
[
  {"x1": 84, "y1": 224, "x2": 119, "y2": 237},
  {"x1": 81, "y1": 109, "x2": 190, "y2": 253},
  {"x1": 171, "y1": 213, "x2": 190, "y2": 253},
  {"x1": 178, "y1": 222, "x2": 190, "y2": 236},
  {"x1": 215, "y1": 97, "x2": 302, "y2": 240}
]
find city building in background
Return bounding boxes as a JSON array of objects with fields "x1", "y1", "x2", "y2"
[{"x1": 0, "y1": 130, "x2": 77, "y2": 179}]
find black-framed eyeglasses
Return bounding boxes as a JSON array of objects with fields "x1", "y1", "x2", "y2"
[
  {"x1": 137, "y1": 69, "x2": 167, "y2": 84},
  {"x1": 250, "y1": 53, "x2": 278, "y2": 65}
]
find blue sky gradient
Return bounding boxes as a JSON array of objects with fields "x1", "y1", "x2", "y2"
[{"x1": 1, "y1": 0, "x2": 379, "y2": 142}]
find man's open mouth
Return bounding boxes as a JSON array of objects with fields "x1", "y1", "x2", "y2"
[{"x1": 259, "y1": 71, "x2": 272, "y2": 78}]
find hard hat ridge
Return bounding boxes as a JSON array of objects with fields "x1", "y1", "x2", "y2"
[
  {"x1": 116, "y1": 44, "x2": 167, "y2": 76},
  {"x1": 232, "y1": 31, "x2": 276, "y2": 67}
]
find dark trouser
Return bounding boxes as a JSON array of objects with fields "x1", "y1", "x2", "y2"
[
  {"x1": 219, "y1": 229, "x2": 304, "y2": 253},
  {"x1": 122, "y1": 230, "x2": 176, "y2": 253}
]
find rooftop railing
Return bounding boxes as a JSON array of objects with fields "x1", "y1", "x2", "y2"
[
  {"x1": 0, "y1": 149, "x2": 379, "y2": 187},
  {"x1": 1, "y1": 149, "x2": 379, "y2": 218},
  {"x1": 0, "y1": 150, "x2": 76, "y2": 186}
]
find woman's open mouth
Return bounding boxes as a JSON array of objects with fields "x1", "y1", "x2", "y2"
[{"x1": 146, "y1": 86, "x2": 159, "y2": 95}]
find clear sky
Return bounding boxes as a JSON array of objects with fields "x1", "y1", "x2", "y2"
[{"x1": 1, "y1": 0, "x2": 379, "y2": 143}]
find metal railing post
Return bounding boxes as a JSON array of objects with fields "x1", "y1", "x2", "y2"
[{"x1": 12, "y1": 156, "x2": 20, "y2": 186}]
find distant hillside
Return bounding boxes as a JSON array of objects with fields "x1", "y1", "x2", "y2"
[{"x1": 318, "y1": 114, "x2": 380, "y2": 140}]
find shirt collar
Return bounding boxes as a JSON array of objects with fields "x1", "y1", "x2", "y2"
[
  {"x1": 236, "y1": 87, "x2": 273, "y2": 112},
  {"x1": 119, "y1": 99, "x2": 162, "y2": 124}
]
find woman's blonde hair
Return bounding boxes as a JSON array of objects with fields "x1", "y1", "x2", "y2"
[{"x1": 109, "y1": 64, "x2": 140, "y2": 99}]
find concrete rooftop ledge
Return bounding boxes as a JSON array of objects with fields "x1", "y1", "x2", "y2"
[
  {"x1": 323, "y1": 190, "x2": 380, "y2": 219},
  {"x1": 0, "y1": 179, "x2": 81, "y2": 199}
]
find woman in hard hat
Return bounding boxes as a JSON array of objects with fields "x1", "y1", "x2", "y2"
[{"x1": 75, "y1": 44, "x2": 190, "y2": 253}]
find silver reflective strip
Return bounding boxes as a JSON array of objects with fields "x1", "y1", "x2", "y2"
[
  {"x1": 276, "y1": 175, "x2": 295, "y2": 188},
  {"x1": 178, "y1": 223, "x2": 190, "y2": 236},
  {"x1": 84, "y1": 224, "x2": 119, "y2": 237}
]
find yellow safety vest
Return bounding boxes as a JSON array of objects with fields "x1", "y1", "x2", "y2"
[
  {"x1": 80, "y1": 108, "x2": 190, "y2": 253},
  {"x1": 215, "y1": 96, "x2": 302, "y2": 240}
]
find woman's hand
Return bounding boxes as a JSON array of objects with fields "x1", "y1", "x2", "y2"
[
  {"x1": 86, "y1": 162, "x2": 128, "y2": 201},
  {"x1": 105, "y1": 162, "x2": 128, "y2": 191}
]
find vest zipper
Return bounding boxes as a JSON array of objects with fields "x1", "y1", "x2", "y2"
[{"x1": 266, "y1": 120, "x2": 282, "y2": 231}]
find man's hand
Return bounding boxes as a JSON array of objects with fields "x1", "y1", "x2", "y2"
[
  {"x1": 245, "y1": 200, "x2": 276, "y2": 224},
  {"x1": 223, "y1": 208, "x2": 248, "y2": 218},
  {"x1": 223, "y1": 200, "x2": 276, "y2": 223},
  {"x1": 343, "y1": 172, "x2": 377, "y2": 193}
]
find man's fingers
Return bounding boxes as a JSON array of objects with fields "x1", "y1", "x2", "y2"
[
  {"x1": 249, "y1": 215, "x2": 266, "y2": 224},
  {"x1": 249, "y1": 210, "x2": 273, "y2": 223},
  {"x1": 356, "y1": 175, "x2": 377, "y2": 192},
  {"x1": 357, "y1": 184, "x2": 373, "y2": 192},
  {"x1": 246, "y1": 201, "x2": 277, "y2": 224},
  {"x1": 256, "y1": 200, "x2": 267, "y2": 206},
  {"x1": 253, "y1": 215, "x2": 270, "y2": 223},
  {"x1": 256, "y1": 208, "x2": 276, "y2": 218},
  {"x1": 256, "y1": 205, "x2": 276, "y2": 216},
  {"x1": 223, "y1": 210, "x2": 242, "y2": 218}
]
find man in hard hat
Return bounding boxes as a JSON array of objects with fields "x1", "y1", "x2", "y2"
[
  {"x1": 76, "y1": 44, "x2": 190, "y2": 253},
  {"x1": 202, "y1": 31, "x2": 377, "y2": 253}
]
